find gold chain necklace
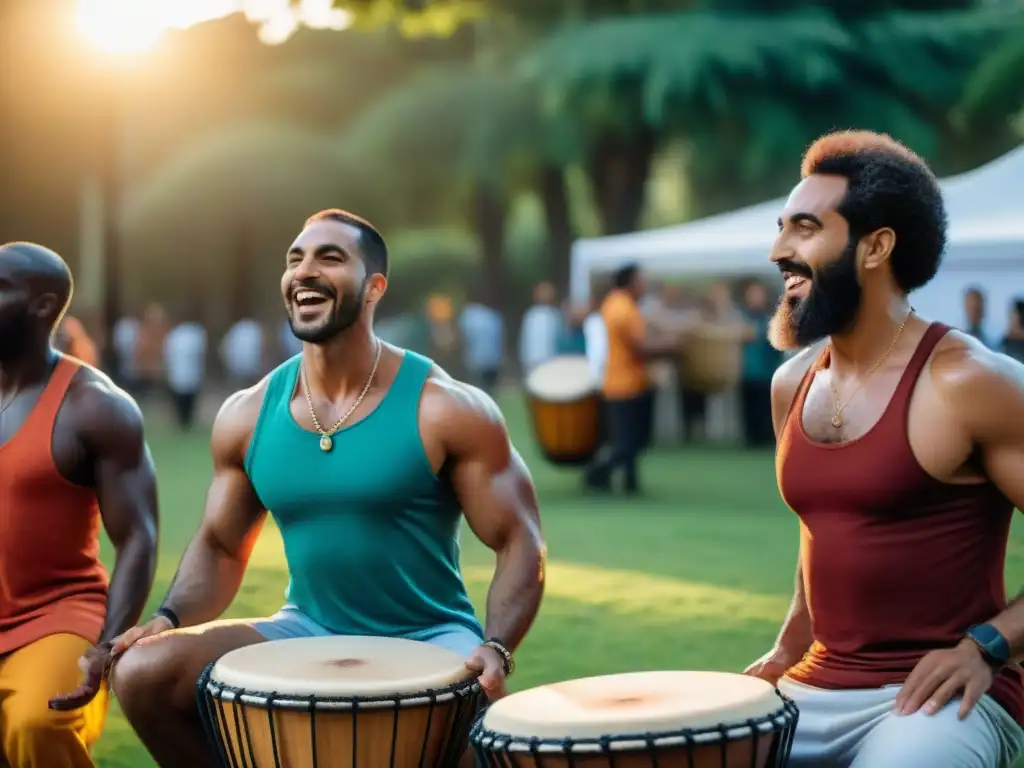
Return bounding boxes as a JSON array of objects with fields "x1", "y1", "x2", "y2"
[
  {"x1": 827, "y1": 310, "x2": 913, "y2": 430},
  {"x1": 302, "y1": 340, "x2": 382, "y2": 452}
]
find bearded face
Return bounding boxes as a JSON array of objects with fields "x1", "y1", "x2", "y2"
[{"x1": 769, "y1": 237, "x2": 862, "y2": 350}]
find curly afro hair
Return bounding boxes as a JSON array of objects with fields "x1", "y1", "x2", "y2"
[{"x1": 801, "y1": 130, "x2": 947, "y2": 294}]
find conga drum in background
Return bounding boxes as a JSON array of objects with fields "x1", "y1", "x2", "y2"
[
  {"x1": 524, "y1": 355, "x2": 602, "y2": 466},
  {"x1": 471, "y1": 670, "x2": 798, "y2": 768},
  {"x1": 679, "y1": 324, "x2": 745, "y2": 395},
  {"x1": 197, "y1": 636, "x2": 483, "y2": 767}
]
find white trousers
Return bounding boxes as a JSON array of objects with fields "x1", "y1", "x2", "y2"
[{"x1": 778, "y1": 677, "x2": 1024, "y2": 768}]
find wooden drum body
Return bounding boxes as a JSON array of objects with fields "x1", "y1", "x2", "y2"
[
  {"x1": 524, "y1": 356, "x2": 602, "y2": 466},
  {"x1": 680, "y1": 325, "x2": 744, "y2": 395},
  {"x1": 198, "y1": 636, "x2": 483, "y2": 768},
  {"x1": 470, "y1": 671, "x2": 798, "y2": 768}
]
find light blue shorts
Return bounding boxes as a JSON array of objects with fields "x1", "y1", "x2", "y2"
[{"x1": 249, "y1": 605, "x2": 483, "y2": 658}]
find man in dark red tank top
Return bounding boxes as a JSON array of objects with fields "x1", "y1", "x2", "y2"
[
  {"x1": 0, "y1": 242, "x2": 159, "y2": 768},
  {"x1": 741, "y1": 132, "x2": 1024, "y2": 767}
]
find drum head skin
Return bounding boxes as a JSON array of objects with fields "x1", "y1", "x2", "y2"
[
  {"x1": 211, "y1": 636, "x2": 473, "y2": 697},
  {"x1": 525, "y1": 356, "x2": 597, "y2": 402},
  {"x1": 483, "y1": 671, "x2": 781, "y2": 741}
]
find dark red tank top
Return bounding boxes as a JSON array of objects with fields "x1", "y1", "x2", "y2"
[
  {"x1": 0, "y1": 356, "x2": 108, "y2": 655},
  {"x1": 777, "y1": 322, "x2": 1024, "y2": 724}
]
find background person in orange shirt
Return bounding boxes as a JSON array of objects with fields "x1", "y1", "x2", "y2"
[
  {"x1": 0, "y1": 242, "x2": 159, "y2": 768},
  {"x1": 585, "y1": 264, "x2": 679, "y2": 494},
  {"x1": 55, "y1": 315, "x2": 99, "y2": 367}
]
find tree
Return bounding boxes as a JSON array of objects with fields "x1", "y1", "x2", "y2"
[
  {"x1": 518, "y1": 4, "x2": 1011, "y2": 231},
  {"x1": 955, "y1": 8, "x2": 1024, "y2": 129}
]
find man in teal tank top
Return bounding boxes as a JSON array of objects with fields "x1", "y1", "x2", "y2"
[{"x1": 98, "y1": 210, "x2": 547, "y2": 768}]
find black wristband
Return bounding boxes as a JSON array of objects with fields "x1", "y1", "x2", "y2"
[
  {"x1": 483, "y1": 637, "x2": 514, "y2": 677},
  {"x1": 154, "y1": 606, "x2": 181, "y2": 629}
]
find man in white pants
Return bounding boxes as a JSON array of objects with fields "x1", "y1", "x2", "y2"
[{"x1": 745, "y1": 130, "x2": 1024, "y2": 767}]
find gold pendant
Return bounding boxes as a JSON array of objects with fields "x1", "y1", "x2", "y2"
[
  {"x1": 319, "y1": 435, "x2": 333, "y2": 452},
  {"x1": 831, "y1": 413, "x2": 843, "y2": 429}
]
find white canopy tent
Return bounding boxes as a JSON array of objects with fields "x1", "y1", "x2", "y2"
[{"x1": 570, "y1": 146, "x2": 1024, "y2": 341}]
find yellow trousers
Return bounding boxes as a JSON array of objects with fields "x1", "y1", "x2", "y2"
[{"x1": 0, "y1": 633, "x2": 108, "y2": 768}]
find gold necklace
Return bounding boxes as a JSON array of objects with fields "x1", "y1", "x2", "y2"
[
  {"x1": 302, "y1": 340, "x2": 382, "y2": 452},
  {"x1": 827, "y1": 311, "x2": 913, "y2": 430}
]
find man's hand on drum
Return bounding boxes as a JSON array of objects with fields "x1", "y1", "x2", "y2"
[
  {"x1": 743, "y1": 646, "x2": 800, "y2": 686},
  {"x1": 48, "y1": 615, "x2": 175, "y2": 711},
  {"x1": 465, "y1": 644, "x2": 508, "y2": 701}
]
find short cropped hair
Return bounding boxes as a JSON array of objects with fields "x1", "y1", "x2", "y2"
[
  {"x1": 613, "y1": 263, "x2": 640, "y2": 289},
  {"x1": 305, "y1": 209, "x2": 389, "y2": 278},
  {"x1": 801, "y1": 130, "x2": 947, "y2": 294}
]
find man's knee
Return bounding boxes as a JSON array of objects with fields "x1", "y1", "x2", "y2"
[
  {"x1": 112, "y1": 641, "x2": 187, "y2": 715},
  {"x1": 852, "y1": 703, "x2": 1008, "y2": 768}
]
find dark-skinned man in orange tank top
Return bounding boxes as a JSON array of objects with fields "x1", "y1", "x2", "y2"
[
  {"x1": 741, "y1": 132, "x2": 1024, "y2": 767},
  {"x1": 0, "y1": 242, "x2": 159, "y2": 768}
]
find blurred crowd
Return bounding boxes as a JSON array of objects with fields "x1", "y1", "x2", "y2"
[{"x1": 52, "y1": 281, "x2": 1023, "y2": 441}]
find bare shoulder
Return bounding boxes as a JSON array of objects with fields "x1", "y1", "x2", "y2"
[
  {"x1": 64, "y1": 366, "x2": 145, "y2": 443},
  {"x1": 415, "y1": 364, "x2": 516, "y2": 466},
  {"x1": 929, "y1": 330, "x2": 1024, "y2": 418},
  {"x1": 211, "y1": 377, "x2": 272, "y2": 462},
  {"x1": 419, "y1": 364, "x2": 507, "y2": 436},
  {"x1": 771, "y1": 342, "x2": 824, "y2": 407}
]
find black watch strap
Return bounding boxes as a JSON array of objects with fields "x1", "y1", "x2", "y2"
[
  {"x1": 154, "y1": 606, "x2": 181, "y2": 629},
  {"x1": 483, "y1": 638, "x2": 514, "y2": 677}
]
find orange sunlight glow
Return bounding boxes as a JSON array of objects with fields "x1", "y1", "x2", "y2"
[{"x1": 75, "y1": 0, "x2": 353, "y2": 54}]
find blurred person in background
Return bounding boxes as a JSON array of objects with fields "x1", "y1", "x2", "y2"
[
  {"x1": 278, "y1": 316, "x2": 302, "y2": 362},
  {"x1": 963, "y1": 285, "x2": 989, "y2": 347},
  {"x1": 738, "y1": 280, "x2": 781, "y2": 447},
  {"x1": 583, "y1": 287, "x2": 609, "y2": 384},
  {"x1": 458, "y1": 288, "x2": 504, "y2": 395},
  {"x1": 134, "y1": 303, "x2": 169, "y2": 399},
  {"x1": 556, "y1": 299, "x2": 589, "y2": 356},
  {"x1": 112, "y1": 312, "x2": 139, "y2": 387},
  {"x1": 1001, "y1": 299, "x2": 1024, "y2": 363},
  {"x1": 584, "y1": 264, "x2": 677, "y2": 494},
  {"x1": 55, "y1": 314, "x2": 99, "y2": 368},
  {"x1": 519, "y1": 281, "x2": 562, "y2": 375},
  {"x1": 0, "y1": 243, "x2": 158, "y2": 768},
  {"x1": 220, "y1": 315, "x2": 265, "y2": 389},
  {"x1": 162, "y1": 307, "x2": 207, "y2": 430}
]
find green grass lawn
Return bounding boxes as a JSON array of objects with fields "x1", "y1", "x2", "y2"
[{"x1": 92, "y1": 395, "x2": 1024, "y2": 767}]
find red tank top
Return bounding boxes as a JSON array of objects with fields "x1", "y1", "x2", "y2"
[
  {"x1": 0, "y1": 355, "x2": 108, "y2": 655},
  {"x1": 777, "y1": 323, "x2": 1024, "y2": 723}
]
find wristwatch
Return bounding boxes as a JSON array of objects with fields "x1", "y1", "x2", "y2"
[{"x1": 966, "y1": 623, "x2": 1011, "y2": 667}]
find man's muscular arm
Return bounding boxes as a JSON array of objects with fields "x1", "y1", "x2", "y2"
[
  {"x1": 429, "y1": 379, "x2": 545, "y2": 650},
  {"x1": 159, "y1": 388, "x2": 267, "y2": 627},
  {"x1": 939, "y1": 346, "x2": 1024, "y2": 655},
  {"x1": 745, "y1": 347, "x2": 820, "y2": 682},
  {"x1": 77, "y1": 383, "x2": 159, "y2": 644},
  {"x1": 896, "y1": 341, "x2": 1024, "y2": 719}
]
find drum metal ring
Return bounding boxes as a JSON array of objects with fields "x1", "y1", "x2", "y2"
[{"x1": 470, "y1": 690, "x2": 799, "y2": 767}]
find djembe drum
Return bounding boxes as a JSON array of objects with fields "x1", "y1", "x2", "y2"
[
  {"x1": 470, "y1": 671, "x2": 798, "y2": 767},
  {"x1": 524, "y1": 355, "x2": 602, "y2": 466},
  {"x1": 197, "y1": 636, "x2": 483, "y2": 767},
  {"x1": 679, "y1": 324, "x2": 745, "y2": 395}
]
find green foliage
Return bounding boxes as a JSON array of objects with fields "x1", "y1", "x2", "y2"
[
  {"x1": 336, "y1": 61, "x2": 561, "y2": 209},
  {"x1": 956, "y1": 11, "x2": 1024, "y2": 124}
]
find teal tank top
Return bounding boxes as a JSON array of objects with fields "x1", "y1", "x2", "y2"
[{"x1": 244, "y1": 351, "x2": 482, "y2": 639}]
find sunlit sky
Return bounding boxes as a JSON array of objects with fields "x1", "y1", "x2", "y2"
[{"x1": 76, "y1": 0, "x2": 353, "y2": 54}]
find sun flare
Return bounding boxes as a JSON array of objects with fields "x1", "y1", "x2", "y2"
[{"x1": 75, "y1": 0, "x2": 354, "y2": 54}]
